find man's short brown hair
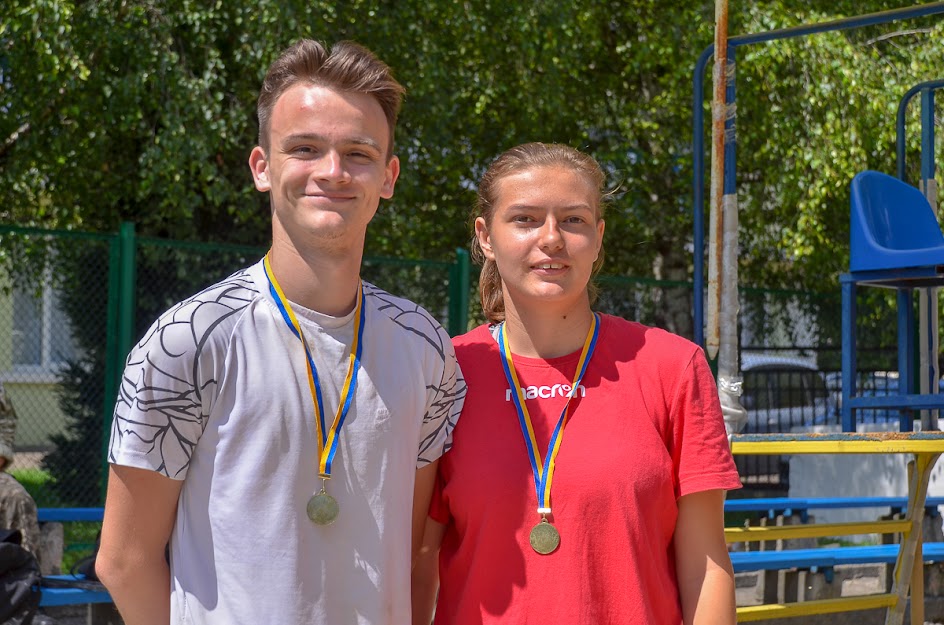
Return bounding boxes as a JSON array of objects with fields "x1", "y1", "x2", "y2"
[{"x1": 257, "y1": 39, "x2": 405, "y2": 158}]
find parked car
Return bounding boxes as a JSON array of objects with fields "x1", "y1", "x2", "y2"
[{"x1": 739, "y1": 354, "x2": 834, "y2": 434}]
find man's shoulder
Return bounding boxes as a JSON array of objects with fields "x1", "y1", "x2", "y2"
[
  {"x1": 170, "y1": 266, "x2": 260, "y2": 317},
  {"x1": 134, "y1": 266, "x2": 261, "y2": 361}
]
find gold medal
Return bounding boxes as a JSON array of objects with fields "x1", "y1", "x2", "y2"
[
  {"x1": 529, "y1": 517, "x2": 560, "y2": 555},
  {"x1": 307, "y1": 489, "x2": 339, "y2": 525}
]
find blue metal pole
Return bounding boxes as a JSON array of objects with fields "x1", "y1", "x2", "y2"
[
  {"x1": 693, "y1": 45, "x2": 714, "y2": 349},
  {"x1": 921, "y1": 89, "x2": 936, "y2": 184},
  {"x1": 723, "y1": 46, "x2": 737, "y2": 197},
  {"x1": 896, "y1": 79, "x2": 944, "y2": 183},
  {"x1": 920, "y1": 88, "x2": 937, "y2": 430},
  {"x1": 840, "y1": 276, "x2": 856, "y2": 432},
  {"x1": 729, "y1": 2, "x2": 944, "y2": 47},
  {"x1": 898, "y1": 289, "x2": 915, "y2": 433}
]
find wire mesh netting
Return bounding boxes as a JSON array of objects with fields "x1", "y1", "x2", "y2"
[
  {"x1": 361, "y1": 256, "x2": 453, "y2": 325},
  {"x1": 0, "y1": 229, "x2": 112, "y2": 506},
  {"x1": 0, "y1": 228, "x2": 462, "y2": 506}
]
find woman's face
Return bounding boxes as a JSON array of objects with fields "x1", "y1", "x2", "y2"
[{"x1": 475, "y1": 165, "x2": 604, "y2": 310}]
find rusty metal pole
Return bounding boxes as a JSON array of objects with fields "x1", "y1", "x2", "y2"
[
  {"x1": 706, "y1": 0, "x2": 729, "y2": 361},
  {"x1": 711, "y1": 0, "x2": 747, "y2": 439}
]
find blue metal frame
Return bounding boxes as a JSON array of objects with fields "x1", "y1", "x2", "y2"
[
  {"x1": 896, "y1": 79, "x2": 944, "y2": 183},
  {"x1": 692, "y1": 2, "x2": 944, "y2": 348}
]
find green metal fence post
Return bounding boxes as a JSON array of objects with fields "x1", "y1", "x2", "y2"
[
  {"x1": 447, "y1": 248, "x2": 471, "y2": 336},
  {"x1": 99, "y1": 222, "x2": 137, "y2": 502},
  {"x1": 100, "y1": 234, "x2": 122, "y2": 503},
  {"x1": 117, "y1": 222, "x2": 137, "y2": 364}
]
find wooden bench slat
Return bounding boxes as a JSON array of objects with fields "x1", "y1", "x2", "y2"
[
  {"x1": 33, "y1": 510, "x2": 109, "y2": 608},
  {"x1": 730, "y1": 542, "x2": 944, "y2": 572},
  {"x1": 724, "y1": 496, "x2": 944, "y2": 513},
  {"x1": 736, "y1": 594, "x2": 898, "y2": 622},
  {"x1": 725, "y1": 519, "x2": 912, "y2": 543},
  {"x1": 40, "y1": 575, "x2": 111, "y2": 607}
]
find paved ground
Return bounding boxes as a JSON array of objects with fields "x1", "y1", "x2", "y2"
[{"x1": 40, "y1": 604, "x2": 123, "y2": 625}]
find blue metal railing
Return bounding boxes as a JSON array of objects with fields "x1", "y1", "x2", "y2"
[{"x1": 896, "y1": 79, "x2": 943, "y2": 183}]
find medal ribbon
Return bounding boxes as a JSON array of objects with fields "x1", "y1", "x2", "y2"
[
  {"x1": 498, "y1": 313, "x2": 600, "y2": 513},
  {"x1": 263, "y1": 253, "x2": 366, "y2": 477}
]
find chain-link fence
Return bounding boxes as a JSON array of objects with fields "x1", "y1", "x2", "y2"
[
  {"x1": 0, "y1": 223, "x2": 906, "y2": 504},
  {"x1": 0, "y1": 223, "x2": 468, "y2": 506}
]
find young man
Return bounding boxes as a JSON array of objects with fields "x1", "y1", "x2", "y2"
[{"x1": 97, "y1": 40, "x2": 465, "y2": 625}]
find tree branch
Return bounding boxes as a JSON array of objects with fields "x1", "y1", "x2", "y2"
[
  {"x1": 0, "y1": 121, "x2": 31, "y2": 160},
  {"x1": 864, "y1": 28, "x2": 932, "y2": 46}
]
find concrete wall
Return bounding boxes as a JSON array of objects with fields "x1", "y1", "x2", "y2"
[{"x1": 788, "y1": 450, "x2": 944, "y2": 532}]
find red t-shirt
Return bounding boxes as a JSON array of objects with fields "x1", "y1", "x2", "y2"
[{"x1": 431, "y1": 315, "x2": 741, "y2": 625}]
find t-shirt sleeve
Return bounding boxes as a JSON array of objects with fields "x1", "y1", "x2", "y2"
[
  {"x1": 416, "y1": 326, "x2": 466, "y2": 468},
  {"x1": 107, "y1": 299, "x2": 224, "y2": 480},
  {"x1": 670, "y1": 349, "x2": 742, "y2": 498}
]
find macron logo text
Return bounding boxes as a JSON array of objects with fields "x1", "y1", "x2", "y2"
[{"x1": 505, "y1": 384, "x2": 586, "y2": 402}]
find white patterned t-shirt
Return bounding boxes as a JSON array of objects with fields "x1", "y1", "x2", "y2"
[{"x1": 108, "y1": 258, "x2": 465, "y2": 625}]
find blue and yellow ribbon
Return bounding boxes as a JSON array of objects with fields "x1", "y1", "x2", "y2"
[
  {"x1": 263, "y1": 253, "x2": 366, "y2": 478},
  {"x1": 498, "y1": 314, "x2": 600, "y2": 514}
]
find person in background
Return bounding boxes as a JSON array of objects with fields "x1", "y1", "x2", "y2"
[
  {"x1": 0, "y1": 382, "x2": 41, "y2": 563},
  {"x1": 98, "y1": 39, "x2": 465, "y2": 625},
  {"x1": 412, "y1": 142, "x2": 740, "y2": 625}
]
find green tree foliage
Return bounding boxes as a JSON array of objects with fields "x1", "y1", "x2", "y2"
[
  {"x1": 735, "y1": 1, "x2": 944, "y2": 288},
  {"x1": 3, "y1": 0, "x2": 941, "y2": 283}
]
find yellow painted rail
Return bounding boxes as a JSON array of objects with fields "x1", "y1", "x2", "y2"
[
  {"x1": 730, "y1": 431, "x2": 944, "y2": 455},
  {"x1": 727, "y1": 432, "x2": 944, "y2": 624},
  {"x1": 725, "y1": 519, "x2": 911, "y2": 543},
  {"x1": 736, "y1": 594, "x2": 898, "y2": 622}
]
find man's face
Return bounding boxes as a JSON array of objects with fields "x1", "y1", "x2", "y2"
[{"x1": 249, "y1": 83, "x2": 399, "y2": 253}]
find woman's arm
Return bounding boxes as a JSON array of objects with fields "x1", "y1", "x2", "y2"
[
  {"x1": 674, "y1": 489, "x2": 736, "y2": 625},
  {"x1": 412, "y1": 517, "x2": 446, "y2": 625}
]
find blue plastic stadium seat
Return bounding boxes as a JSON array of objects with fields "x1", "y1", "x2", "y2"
[
  {"x1": 850, "y1": 170, "x2": 944, "y2": 272},
  {"x1": 841, "y1": 170, "x2": 944, "y2": 432}
]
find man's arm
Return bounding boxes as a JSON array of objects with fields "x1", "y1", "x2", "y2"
[
  {"x1": 674, "y1": 489, "x2": 736, "y2": 625},
  {"x1": 412, "y1": 460, "x2": 439, "y2": 566},
  {"x1": 97, "y1": 464, "x2": 183, "y2": 625}
]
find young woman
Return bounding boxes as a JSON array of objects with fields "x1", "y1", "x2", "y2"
[{"x1": 412, "y1": 143, "x2": 741, "y2": 625}]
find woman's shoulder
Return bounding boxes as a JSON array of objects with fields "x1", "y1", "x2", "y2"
[
  {"x1": 599, "y1": 314, "x2": 703, "y2": 361},
  {"x1": 452, "y1": 323, "x2": 495, "y2": 348}
]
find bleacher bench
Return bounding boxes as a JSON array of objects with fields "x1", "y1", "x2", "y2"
[
  {"x1": 731, "y1": 541, "x2": 944, "y2": 584},
  {"x1": 724, "y1": 496, "x2": 944, "y2": 522},
  {"x1": 37, "y1": 507, "x2": 110, "y2": 608},
  {"x1": 731, "y1": 541, "x2": 944, "y2": 574}
]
